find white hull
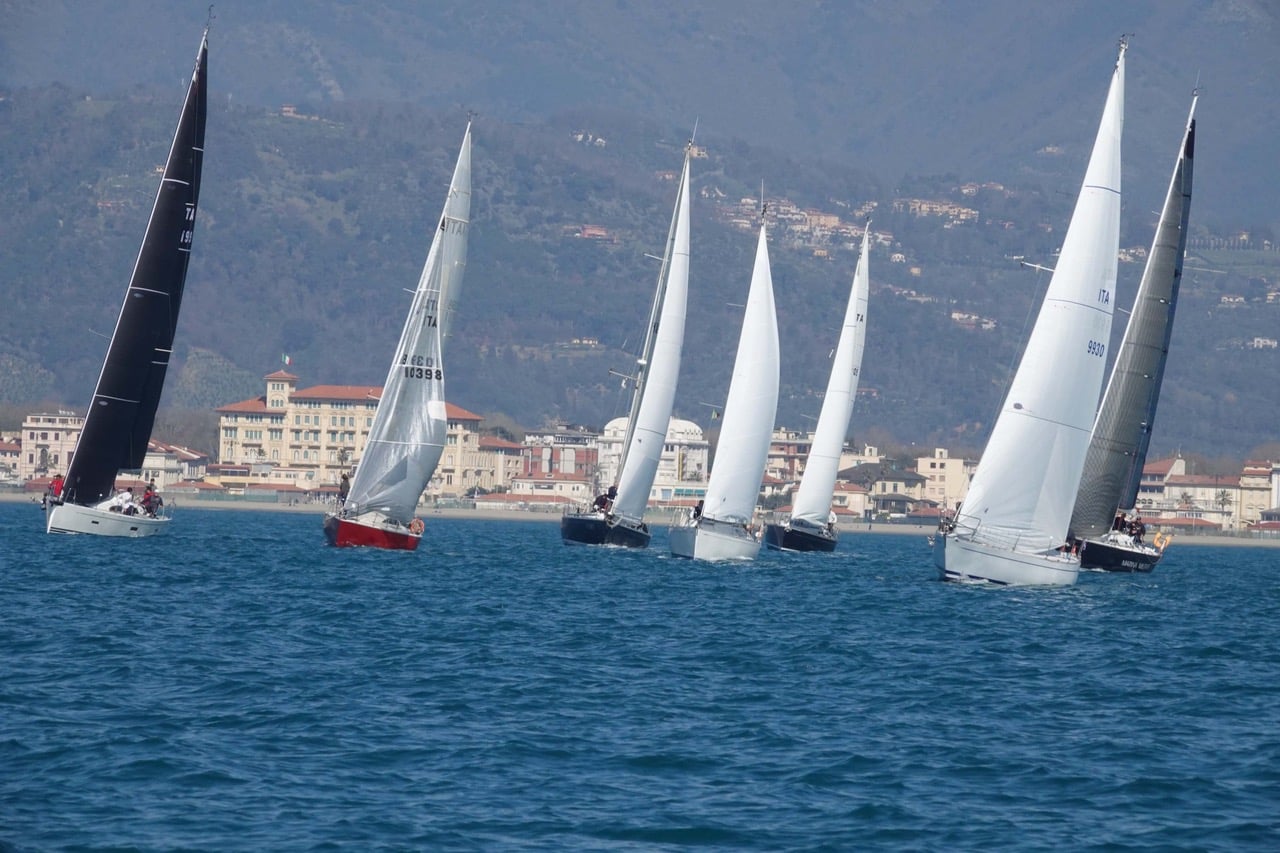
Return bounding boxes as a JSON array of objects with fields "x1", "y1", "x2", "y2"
[
  {"x1": 934, "y1": 532, "x2": 1078, "y2": 587},
  {"x1": 669, "y1": 517, "x2": 760, "y2": 561},
  {"x1": 45, "y1": 501, "x2": 169, "y2": 538}
]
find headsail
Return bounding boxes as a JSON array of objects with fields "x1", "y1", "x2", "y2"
[
  {"x1": 790, "y1": 226, "x2": 870, "y2": 526},
  {"x1": 610, "y1": 148, "x2": 692, "y2": 524},
  {"x1": 62, "y1": 31, "x2": 208, "y2": 506},
  {"x1": 1071, "y1": 96, "x2": 1196, "y2": 539},
  {"x1": 701, "y1": 224, "x2": 780, "y2": 525},
  {"x1": 955, "y1": 41, "x2": 1124, "y2": 553},
  {"x1": 343, "y1": 124, "x2": 471, "y2": 523}
]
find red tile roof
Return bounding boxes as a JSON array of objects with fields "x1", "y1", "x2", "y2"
[
  {"x1": 216, "y1": 396, "x2": 269, "y2": 414},
  {"x1": 265, "y1": 370, "x2": 298, "y2": 381},
  {"x1": 479, "y1": 436, "x2": 524, "y2": 451},
  {"x1": 1143, "y1": 457, "x2": 1180, "y2": 476},
  {"x1": 292, "y1": 384, "x2": 383, "y2": 402}
]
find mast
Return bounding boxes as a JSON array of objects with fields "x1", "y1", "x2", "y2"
[
  {"x1": 62, "y1": 30, "x2": 208, "y2": 505},
  {"x1": 1070, "y1": 94, "x2": 1196, "y2": 538}
]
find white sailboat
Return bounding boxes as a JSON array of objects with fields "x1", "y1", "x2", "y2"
[
  {"x1": 670, "y1": 222, "x2": 779, "y2": 561},
  {"x1": 323, "y1": 123, "x2": 471, "y2": 549},
  {"x1": 764, "y1": 225, "x2": 870, "y2": 552},
  {"x1": 934, "y1": 40, "x2": 1126, "y2": 586},
  {"x1": 561, "y1": 143, "x2": 692, "y2": 548},
  {"x1": 45, "y1": 26, "x2": 208, "y2": 537},
  {"x1": 1070, "y1": 94, "x2": 1197, "y2": 572}
]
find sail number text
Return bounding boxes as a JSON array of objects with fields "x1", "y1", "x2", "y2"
[
  {"x1": 1086, "y1": 340, "x2": 1106, "y2": 357},
  {"x1": 1097, "y1": 288, "x2": 1110, "y2": 305},
  {"x1": 400, "y1": 353, "x2": 442, "y2": 380}
]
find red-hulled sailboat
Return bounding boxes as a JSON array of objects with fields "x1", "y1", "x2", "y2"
[{"x1": 323, "y1": 123, "x2": 471, "y2": 549}]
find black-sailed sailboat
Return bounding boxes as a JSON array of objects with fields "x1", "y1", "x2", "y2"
[
  {"x1": 1069, "y1": 95, "x2": 1197, "y2": 572},
  {"x1": 45, "y1": 26, "x2": 208, "y2": 537}
]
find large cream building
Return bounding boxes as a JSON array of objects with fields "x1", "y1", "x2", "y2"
[
  {"x1": 216, "y1": 370, "x2": 485, "y2": 497},
  {"x1": 596, "y1": 416, "x2": 710, "y2": 505}
]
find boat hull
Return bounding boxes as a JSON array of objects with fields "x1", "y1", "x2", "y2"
[
  {"x1": 323, "y1": 514, "x2": 421, "y2": 550},
  {"x1": 1078, "y1": 534, "x2": 1162, "y2": 572},
  {"x1": 762, "y1": 521, "x2": 837, "y2": 552},
  {"x1": 560, "y1": 512, "x2": 651, "y2": 548},
  {"x1": 669, "y1": 517, "x2": 760, "y2": 561},
  {"x1": 45, "y1": 501, "x2": 168, "y2": 538},
  {"x1": 934, "y1": 531, "x2": 1079, "y2": 587}
]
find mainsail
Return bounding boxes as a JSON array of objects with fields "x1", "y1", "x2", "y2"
[
  {"x1": 790, "y1": 226, "x2": 870, "y2": 527},
  {"x1": 610, "y1": 149, "x2": 692, "y2": 524},
  {"x1": 701, "y1": 224, "x2": 780, "y2": 525},
  {"x1": 1071, "y1": 97, "x2": 1197, "y2": 539},
  {"x1": 343, "y1": 124, "x2": 471, "y2": 523},
  {"x1": 62, "y1": 31, "x2": 208, "y2": 506},
  {"x1": 955, "y1": 41, "x2": 1124, "y2": 553}
]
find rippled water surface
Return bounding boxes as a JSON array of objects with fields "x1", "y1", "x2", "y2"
[{"x1": 2, "y1": 503, "x2": 1278, "y2": 850}]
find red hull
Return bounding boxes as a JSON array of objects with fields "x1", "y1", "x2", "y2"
[{"x1": 323, "y1": 514, "x2": 422, "y2": 550}]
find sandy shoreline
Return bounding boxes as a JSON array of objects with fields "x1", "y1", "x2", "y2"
[{"x1": 5, "y1": 489, "x2": 1278, "y2": 548}]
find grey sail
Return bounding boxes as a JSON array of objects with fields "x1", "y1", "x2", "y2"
[{"x1": 1070, "y1": 100, "x2": 1196, "y2": 539}]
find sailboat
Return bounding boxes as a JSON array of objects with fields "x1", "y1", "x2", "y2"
[
  {"x1": 561, "y1": 143, "x2": 692, "y2": 548},
  {"x1": 670, "y1": 221, "x2": 779, "y2": 561},
  {"x1": 933, "y1": 39, "x2": 1125, "y2": 586},
  {"x1": 764, "y1": 226, "x2": 870, "y2": 552},
  {"x1": 45, "y1": 27, "x2": 209, "y2": 537},
  {"x1": 1070, "y1": 95, "x2": 1197, "y2": 572},
  {"x1": 323, "y1": 124, "x2": 471, "y2": 549}
]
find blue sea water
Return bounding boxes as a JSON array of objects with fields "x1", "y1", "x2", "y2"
[{"x1": 2, "y1": 502, "x2": 1278, "y2": 851}]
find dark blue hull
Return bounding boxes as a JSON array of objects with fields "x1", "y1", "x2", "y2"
[
  {"x1": 560, "y1": 513, "x2": 651, "y2": 548},
  {"x1": 763, "y1": 522, "x2": 838, "y2": 553}
]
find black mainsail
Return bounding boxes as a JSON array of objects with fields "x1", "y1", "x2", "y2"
[
  {"x1": 1069, "y1": 98, "x2": 1196, "y2": 540},
  {"x1": 62, "y1": 32, "x2": 207, "y2": 506}
]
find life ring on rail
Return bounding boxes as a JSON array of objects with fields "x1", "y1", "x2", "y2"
[{"x1": 409, "y1": 518, "x2": 425, "y2": 535}]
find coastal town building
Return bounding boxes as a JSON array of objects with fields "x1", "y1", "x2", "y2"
[
  {"x1": 915, "y1": 447, "x2": 974, "y2": 511},
  {"x1": 17, "y1": 411, "x2": 83, "y2": 482},
  {"x1": 216, "y1": 370, "x2": 487, "y2": 499},
  {"x1": 595, "y1": 416, "x2": 710, "y2": 506}
]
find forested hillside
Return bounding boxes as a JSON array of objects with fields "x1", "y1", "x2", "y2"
[{"x1": 0, "y1": 88, "x2": 1277, "y2": 458}]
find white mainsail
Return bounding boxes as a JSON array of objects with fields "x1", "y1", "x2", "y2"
[
  {"x1": 790, "y1": 226, "x2": 870, "y2": 526},
  {"x1": 954, "y1": 44, "x2": 1124, "y2": 556},
  {"x1": 1070, "y1": 96, "x2": 1196, "y2": 540},
  {"x1": 437, "y1": 128, "x2": 473, "y2": 340},
  {"x1": 701, "y1": 224, "x2": 780, "y2": 524},
  {"x1": 610, "y1": 151, "x2": 692, "y2": 524},
  {"x1": 344, "y1": 123, "x2": 471, "y2": 523}
]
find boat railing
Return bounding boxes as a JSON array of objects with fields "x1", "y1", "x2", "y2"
[{"x1": 951, "y1": 513, "x2": 1045, "y2": 553}]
